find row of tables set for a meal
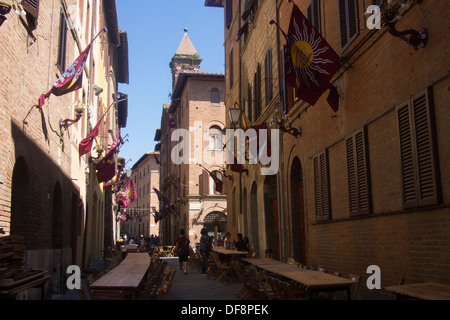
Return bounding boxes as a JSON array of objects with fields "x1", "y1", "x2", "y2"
[
  {"x1": 87, "y1": 245, "x2": 450, "y2": 300},
  {"x1": 210, "y1": 248, "x2": 450, "y2": 300}
]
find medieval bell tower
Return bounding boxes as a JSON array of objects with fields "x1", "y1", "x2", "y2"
[{"x1": 170, "y1": 28, "x2": 202, "y2": 89}]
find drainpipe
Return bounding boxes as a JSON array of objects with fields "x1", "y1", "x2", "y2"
[{"x1": 275, "y1": 0, "x2": 287, "y2": 262}]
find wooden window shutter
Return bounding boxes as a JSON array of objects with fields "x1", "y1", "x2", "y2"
[
  {"x1": 201, "y1": 170, "x2": 210, "y2": 195},
  {"x1": 57, "y1": 10, "x2": 68, "y2": 73},
  {"x1": 346, "y1": 127, "x2": 372, "y2": 216},
  {"x1": 229, "y1": 48, "x2": 234, "y2": 89},
  {"x1": 255, "y1": 63, "x2": 262, "y2": 119},
  {"x1": 338, "y1": 0, "x2": 359, "y2": 49},
  {"x1": 265, "y1": 49, "x2": 273, "y2": 106},
  {"x1": 226, "y1": 0, "x2": 232, "y2": 29},
  {"x1": 248, "y1": 83, "x2": 253, "y2": 122},
  {"x1": 397, "y1": 87, "x2": 440, "y2": 208},
  {"x1": 22, "y1": 0, "x2": 39, "y2": 30},
  {"x1": 314, "y1": 150, "x2": 331, "y2": 221},
  {"x1": 22, "y1": 0, "x2": 39, "y2": 19},
  {"x1": 307, "y1": 0, "x2": 321, "y2": 33}
]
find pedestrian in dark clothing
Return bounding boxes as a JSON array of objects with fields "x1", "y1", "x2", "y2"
[
  {"x1": 199, "y1": 228, "x2": 212, "y2": 275},
  {"x1": 175, "y1": 229, "x2": 190, "y2": 274},
  {"x1": 233, "y1": 233, "x2": 249, "y2": 252}
]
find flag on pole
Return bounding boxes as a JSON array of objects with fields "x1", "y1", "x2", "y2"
[
  {"x1": 104, "y1": 168, "x2": 122, "y2": 188},
  {"x1": 79, "y1": 99, "x2": 116, "y2": 157},
  {"x1": 96, "y1": 129, "x2": 121, "y2": 183},
  {"x1": 38, "y1": 28, "x2": 106, "y2": 108},
  {"x1": 154, "y1": 210, "x2": 164, "y2": 224},
  {"x1": 271, "y1": 2, "x2": 340, "y2": 111},
  {"x1": 118, "y1": 178, "x2": 137, "y2": 207},
  {"x1": 236, "y1": 103, "x2": 252, "y2": 130},
  {"x1": 199, "y1": 166, "x2": 224, "y2": 194},
  {"x1": 153, "y1": 188, "x2": 178, "y2": 216},
  {"x1": 229, "y1": 156, "x2": 249, "y2": 175}
]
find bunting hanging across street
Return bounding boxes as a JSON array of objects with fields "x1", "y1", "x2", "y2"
[
  {"x1": 79, "y1": 99, "x2": 116, "y2": 157},
  {"x1": 271, "y1": 1, "x2": 340, "y2": 112},
  {"x1": 38, "y1": 28, "x2": 106, "y2": 108}
]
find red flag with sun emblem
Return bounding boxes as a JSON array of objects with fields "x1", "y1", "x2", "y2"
[
  {"x1": 274, "y1": 2, "x2": 340, "y2": 111},
  {"x1": 118, "y1": 178, "x2": 137, "y2": 207}
]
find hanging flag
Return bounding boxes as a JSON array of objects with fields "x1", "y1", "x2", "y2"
[
  {"x1": 168, "y1": 113, "x2": 176, "y2": 128},
  {"x1": 104, "y1": 168, "x2": 122, "y2": 189},
  {"x1": 79, "y1": 99, "x2": 116, "y2": 157},
  {"x1": 236, "y1": 102, "x2": 253, "y2": 130},
  {"x1": 153, "y1": 187, "x2": 178, "y2": 216},
  {"x1": 154, "y1": 210, "x2": 164, "y2": 224},
  {"x1": 229, "y1": 156, "x2": 249, "y2": 175},
  {"x1": 271, "y1": 2, "x2": 340, "y2": 111},
  {"x1": 199, "y1": 165, "x2": 224, "y2": 194},
  {"x1": 172, "y1": 182, "x2": 185, "y2": 204},
  {"x1": 96, "y1": 129, "x2": 121, "y2": 183},
  {"x1": 38, "y1": 28, "x2": 106, "y2": 108},
  {"x1": 118, "y1": 178, "x2": 137, "y2": 207},
  {"x1": 153, "y1": 153, "x2": 161, "y2": 165}
]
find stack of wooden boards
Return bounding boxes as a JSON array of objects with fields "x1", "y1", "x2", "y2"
[{"x1": 0, "y1": 236, "x2": 51, "y2": 299}]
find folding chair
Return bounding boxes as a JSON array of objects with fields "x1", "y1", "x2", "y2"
[
  {"x1": 245, "y1": 267, "x2": 275, "y2": 300},
  {"x1": 209, "y1": 252, "x2": 231, "y2": 282},
  {"x1": 347, "y1": 273, "x2": 361, "y2": 300},
  {"x1": 231, "y1": 261, "x2": 251, "y2": 299}
]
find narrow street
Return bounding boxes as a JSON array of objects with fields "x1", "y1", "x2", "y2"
[{"x1": 165, "y1": 257, "x2": 242, "y2": 300}]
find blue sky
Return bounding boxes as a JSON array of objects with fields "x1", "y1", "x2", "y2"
[{"x1": 115, "y1": 0, "x2": 225, "y2": 167}]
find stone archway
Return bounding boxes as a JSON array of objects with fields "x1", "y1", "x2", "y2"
[
  {"x1": 290, "y1": 157, "x2": 306, "y2": 264},
  {"x1": 264, "y1": 175, "x2": 280, "y2": 260},
  {"x1": 250, "y1": 182, "x2": 259, "y2": 255},
  {"x1": 10, "y1": 156, "x2": 30, "y2": 237},
  {"x1": 203, "y1": 211, "x2": 227, "y2": 243}
]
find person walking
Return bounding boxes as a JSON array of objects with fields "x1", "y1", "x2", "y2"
[
  {"x1": 175, "y1": 229, "x2": 190, "y2": 274},
  {"x1": 199, "y1": 228, "x2": 212, "y2": 275}
]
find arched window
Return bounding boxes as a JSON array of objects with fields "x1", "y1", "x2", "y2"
[
  {"x1": 210, "y1": 88, "x2": 220, "y2": 105},
  {"x1": 209, "y1": 170, "x2": 223, "y2": 195},
  {"x1": 208, "y1": 125, "x2": 223, "y2": 150}
]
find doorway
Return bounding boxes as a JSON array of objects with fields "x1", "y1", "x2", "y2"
[
  {"x1": 264, "y1": 175, "x2": 280, "y2": 260},
  {"x1": 290, "y1": 157, "x2": 306, "y2": 264}
]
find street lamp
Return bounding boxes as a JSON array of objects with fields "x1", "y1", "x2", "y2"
[{"x1": 228, "y1": 106, "x2": 241, "y2": 129}]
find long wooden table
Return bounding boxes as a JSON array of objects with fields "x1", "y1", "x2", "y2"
[
  {"x1": 384, "y1": 282, "x2": 450, "y2": 300},
  {"x1": 212, "y1": 247, "x2": 248, "y2": 256},
  {"x1": 242, "y1": 258, "x2": 355, "y2": 299},
  {"x1": 89, "y1": 253, "x2": 150, "y2": 299}
]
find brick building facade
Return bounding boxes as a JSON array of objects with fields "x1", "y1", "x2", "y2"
[
  {"x1": 0, "y1": 0, "x2": 128, "y2": 297},
  {"x1": 121, "y1": 151, "x2": 160, "y2": 240},
  {"x1": 207, "y1": 0, "x2": 450, "y2": 299},
  {"x1": 155, "y1": 31, "x2": 228, "y2": 246}
]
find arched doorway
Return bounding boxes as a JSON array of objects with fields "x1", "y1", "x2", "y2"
[
  {"x1": 11, "y1": 157, "x2": 30, "y2": 237},
  {"x1": 242, "y1": 188, "x2": 248, "y2": 237},
  {"x1": 203, "y1": 211, "x2": 227, "y2": 242},
  {"x1": 250, "y1": 182, "x2": 259, "y2": 255},
  {"x1": 290, "y1": 157, "x2": 306, "y2": 264},
  {"x1": 264, "y1": 175, "x2": 280, "y2": 260},
  {"x1": 52, "y1": 181, "x2": 64, "y2": 293}
]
